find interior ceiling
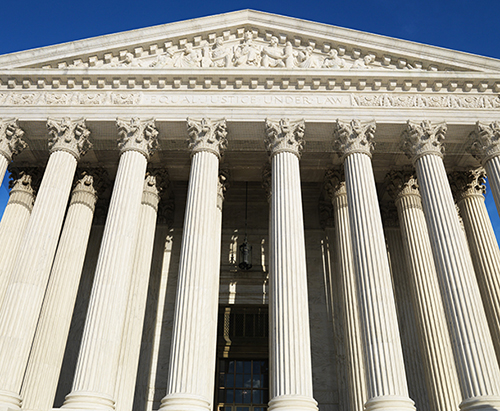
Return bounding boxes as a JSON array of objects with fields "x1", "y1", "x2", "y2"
[{"x1": 11, "y1": 120, "x2": 480, "y2": 183}]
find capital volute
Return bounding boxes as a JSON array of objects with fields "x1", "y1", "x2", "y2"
[
  {"x1": 70, "y1": 170, "x2": 103, "y2": 210},
  {"x1": 467, "y1": 121, "x2": 500, "y2": 164},
  {"x1": 8, "y1": 170, "x2": 36, "y2": 210},
  {"x1": 401, "y1": 120, "x2": 447, "y2": 163},
  {"x1": 324, "y1": 169, "x2": 346, "y2": 199},
  {"x1": 449, "y1": 168, "x2": 486, "y2": 202},
  {"x1": 264, "y1": 118, "x2": 305, "y2": 159},
  {"x1": 47, "y1": 118, "x2": 92, "y2": 160},
  {"x1": 187, "y1": 118, "x2": 227, "y2": 159},
  {"x1": 0, "y1": 118, "x2": 27, "y2": 161},
  {"x1": 385, "y1": 170, "x2": 420, "y2": 201},
  {"x1": 116, "y1": 118, "x2": 159, "y2": 160},
  {"x1": 332, "y1": 119, "x2": 376, "y2": 160},
  {"x1": 143, "y1": 169, "x2": 170, "y2": 211}
]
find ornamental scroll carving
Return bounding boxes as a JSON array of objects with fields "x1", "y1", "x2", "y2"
[
  {"x1": 0, "y1": 119, "x2": 27, "y2": 161},
  {"x1": 47, "y1": 118, "x2": 92, "y2": 160},
  {"x1": 448, "y1": 168, "x2": 487, "y2": 202},
  {"x1": 187, "y1": 118, "x2": 228, "y2": 158},
  {"x1": 332, "y1": 119, "x2": 376, "y2": 159},
  {"x1": 116, "y1": 118, "x2": 159, "y2": 159},
  {"x1": 401, "y1": 120, "x2": 447, "y2": 162},
  {"x1": 467, "y1": 121, "x2": 500, "y2": 164},
  {"x1": 264, "y1": 118, "x2": 305, "y2": 159}
]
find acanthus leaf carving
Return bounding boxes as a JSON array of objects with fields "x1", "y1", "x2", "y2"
[
  {"x1": 467, "y1": 121, "x2": 500, "y2": 164},
  {"x1": 0, "y1": 119, "x2": 27, "y2": 161},
  {"x1": 385, "y1": 170, "x2": 420, "y2": 201},
  {"x1": 264, "y1": 118, "x2": 305, "y2": 158},
  {"x1": 116, "y1": 117, "x2": 159, "y2": 159},
  {"x1": 401, "y1": 120, "x2": 447, "y2": 162},
  {"x1": 186, "y1": 117, "x2": 227, "y2": 158},
  {"x1": 332, "y1": 119, "x2": 376, "y2": 159},
  {"x1": 448, "y1": 168, "x2": 487, "y2": 202},
  {"x1": 324, "y1": 168, "x2": 346, "y2": 199},
  {"x1": 47, "y1": 117, "x2": 92, "y2": 160}
]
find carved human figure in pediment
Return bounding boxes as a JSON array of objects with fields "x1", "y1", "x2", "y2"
[
  {"x1": 233, "y1": 30, "x2": 261, "y2": 66},
  {"x1": 149, "y1": 48, "x2": 175, "y2": 68},
  {"x1": 352, "y1": 54, "x2": 375, "y2": 69},
  {"x1": 262, "y1": 36, "x2": 287, "y2": 68},
  {"x1": 115, "y1": 52, "x2": 143, "y2": 67},
  {"x1": 174, "y1": 44, "x2": 202, "y2": 68},
  {"x1": 322, "y1": 49, "x2": 345, "y2": 69},
  {"x1": 296, "y1": 45, "x2": 321, "y2": 68},
  {"x1": 211, "y1": 38, "x2": 233, "y2": 67}
]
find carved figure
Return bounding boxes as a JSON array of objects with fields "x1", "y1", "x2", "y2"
[
  {"x1": 149, "y1": 48, "x2": 175, "y2": 68},
  {"x1": 200, "y1": 41, "x2": 213, "y2": 68},
  {"x1": 262, "y1": 36, "x2": 286, "y2": 68},
  {"x1": 352, "y1": 54, "x2": 375, "y2": 69},
  {"x1": 322, "y1": 49, "x2": 345, "y2": 69},
  {"x1": 296, "y1": 46, "x2": 320, "y2": 68},
  {"x1": 211, "y1": 38, "x2": 233, "y2": 67},
  {"x1": 174, "y1": 44, "x2": 202, "y2": 68},
  {"x1": 233, "y1": 31, "x2": 261, "y2": 67},
  {"x1": 116, "y1": 52, "x2": 142, "y2": 67}
]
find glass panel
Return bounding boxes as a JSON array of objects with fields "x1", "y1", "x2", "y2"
[
  {"x1": 235, "y1": 390, "x2": 243, "y2": 403},
  {"x1": 244, "y1": 375, "x2": 252, "y2": 388},
  {"x1": 252, "y1": 374, "x2": 261, "y2": 388},
  {"x1": 254, "y1": 408, "x2": 266, "y2": 411},
  {"x1": 236, "y1": 407, "x2": 249, "y2": 411},
  {"x1": 226, "y1": 374, "x2": 234, "y2": 387},
  {"x1": 235, "y1": 374, "x2": 243, "y2": 388},
  {"x1": 242, "y1": 389, "x2": 251, "y2": 403},
  {"x1": 236, "y1": 361, "x2": 244, "y2": 373},
  {"x1": 244, "y1": 361, "x2": 251, "y2": 374},
  {"x1": 252, "y1": 390, "x2": 262, "y2": 403},
  {"x1": 224, "y1": 407, "x2": 232, "y2": 411},
  {"x1": 253, "y1": 361, "x2": 261, "y2": 374},
  {"x1": 228, "y1": 361, "x2": 234, "y2": 373},
  {"x1": 226, "y1": 390, "x2": 234, "y2": 403}
]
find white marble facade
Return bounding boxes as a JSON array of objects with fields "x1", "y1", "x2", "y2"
[{"x1": 0, "y1": 9, "x2": 500, "y2": 411}]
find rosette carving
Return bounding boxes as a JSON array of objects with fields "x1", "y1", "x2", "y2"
[
  {"x1": 467, "y1": 121, "x2": 500, "y2": 164},
  {"x1": 187, "y1": 118, "x2": 227, "y2": 158},
  {"x1": 0, "y1": 119, "x2": 27, "y2": 161},
  {"x1": 264, "y1": 118, "x2": 305, "y2": 158},
  {"x1": 332, "y1": 119, "x2": 376, "y2": 159},
  {"x1": 401, "y1": 120, "x2": 447, "y2": 163},
  {"x1": 449, "y1": 168, "x2": 486, "y2": 202},
  {"x1": 116, "y1": 118, "x2": 159, "y2": 159},
  {"x1": 47, "y1": 118, "x2": 92, "y2": 160}
]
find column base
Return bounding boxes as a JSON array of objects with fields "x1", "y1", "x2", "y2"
[
  {"x1": 268, "y1": 395, "x2": 318, "y2": 411},
  {"x1": 460, "y1": 396, "x2": 500, "y2": 411},
  {"x1": 61, "y1": 391, "x2": 114, "y2": 411},
  {"x1": 365, "y1": 395, "x2": 416, "y2": 411},
  {"x1": 158, "y1": 393, "x2": 210, "y2": 411},
  {"x1": 0, "y1": 390, "x2": 21, "y2": 411}
]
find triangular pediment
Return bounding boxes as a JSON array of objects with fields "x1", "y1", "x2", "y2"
[{"x1": 1, "y1": 10, "x2": 499, "y2": 73}]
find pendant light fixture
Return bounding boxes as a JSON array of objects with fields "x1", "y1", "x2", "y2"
[{"x1": 238, "y1": 181, "x2": 252, "y2": 270}]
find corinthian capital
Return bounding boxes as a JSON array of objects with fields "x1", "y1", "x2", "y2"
[
  {"x1": 449, "y1": 168, "x2": 486, "y2": 202},
  {"x1": 264, "y1": 118, "x2": 305, "y2": 159},
  {"x1": 401, "y1": 120, "x2": 447, "y2": 163},
  {"x1": 116, "y1": 118, "x2": 159, "y2": 159},
  {"x1": 70, "y1": 170, "x2": 99, "y2": 211},
  {"x1": 332, "y1": 119, "x2": 376, "y2": 160},
  {"x1": 0, "y1": 119, "x2": 27, "y2": 161},
  {"x1": 47, "y1": 118, "x2": 92, "y2": 160},
  {"x1": 324, "y1": 168, "x2": 346, "y2": 199},
  {"x1": 385, "y1": 170, "x2": 420, "y2": 201},
  {"x1": 187, "y1": 118, "x2": 227, "y2": 158},
  {"x1": 467, "y1": 121, "x2": 500, "y2": 164}
]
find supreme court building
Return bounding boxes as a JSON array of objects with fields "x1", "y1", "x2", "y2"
[{"x1": 1, "y1": 9, "x2": 500, "y2": 411}]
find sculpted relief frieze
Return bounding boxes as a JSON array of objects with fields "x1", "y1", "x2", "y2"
[
  {"x1": 58, "y1": 29, "x2": 446, "y2": 72},
  {"x1": 0, "y1": 91, "x2": 499, "y2": 109}
]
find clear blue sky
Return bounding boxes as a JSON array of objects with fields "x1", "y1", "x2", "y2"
[{"x1": 0, "y1": 0, "x2": 500, "y2": 240}]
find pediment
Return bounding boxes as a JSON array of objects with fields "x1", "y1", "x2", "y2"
[{"x1": 1, "y1": 10, "x2": 499, "y2": 73}]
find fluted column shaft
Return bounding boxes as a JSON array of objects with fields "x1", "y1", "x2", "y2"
[
  {"x1": 160, "y1": 117, "x2": 226, "y2": 411},
  {"x1": 63, "y1": 151, "x2": 148, "y2": 410},
  {"x1": 21, "y1": 172, "x2": 98, "y2": 411},
  {"x1": 0, "y1": 157, "x2": 7, "y2": 187},
  {"x1": 394, "y1": 189, "x2": 462, "y2": 411},
  {"x1": 454, "y1": 181, "x2": 500, "y2": 364},
  {"x1": 415, "y1": 154, "x2": 500, "y2": 409},
  {"x1": 329, "y1": 181, "x2": 367, "y2": 411},
  {"x1": 485, "y1": 157, "x2": 500, "y2": 213},
  {"x1": 114, "y1": 175, "x2": 161, "y2": 411},
  {"x1": 343, "y1": 153, "x2": 413, "y2": 410},
  {"x1": 160, "y1": 151, "x2": 219, "y2": 411},
  {"x1": 0, "y1": 131, "x2": 87, "y2": 409},
  {"x1": 0, "y1": 173, "x2": 35, "y2": 304}
]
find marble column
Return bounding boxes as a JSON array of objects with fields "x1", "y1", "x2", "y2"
[
  {"x1": 21, "y1": 170, "x2": 101, "y2": 411},
  {"x1": 0, "y1": 118, "x2": 91, "y2": 411},
  {"x1": 159, "y1": 118, "x2": 226, "y2": 411},
  {"x1": 467, "y1": 121, "x2": 500, "y2": 214},
  {"x1": 114, "y1": 171, "x2": 166, "y2": 411},
  {"x1": 264, "y1": 118, "x2": 318, "y2": 411},
  {"x1": 325, "y1": 169, "x2": 367, "y2": 411},
  {"x1": 332, "y1": 119, "x2": 415, "y2": 411},
  {"x1": 0, "y1": 170, "x2": 36, "y2": 304},
  {"x1": 0, "y1": 119, "x2": 27, "y2": 185},
  {"x1": 387, "y1": 170, "x2": 463, "y2": 411},
  {"x1": 449, "y1": 168, "x2": 500, "y2": 364},
  {"x1": 63, "y1": 118, "x2": 158, "y2": 411},
  {"x1": 402, "y1": 120, "x2": 500, "y2": 411}
]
